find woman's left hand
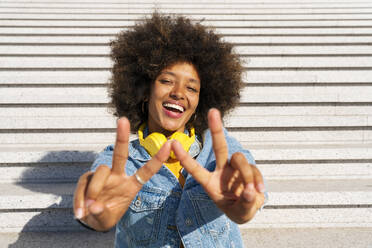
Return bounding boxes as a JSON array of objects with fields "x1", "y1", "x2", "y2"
[{"x1": 172, "y1": 108, "x2": 266, "y2": 224}]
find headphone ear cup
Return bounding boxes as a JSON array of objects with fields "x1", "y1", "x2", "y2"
[
  {"x1": 170, "y1": 132, "x2": 191, "y2": 151},
  {"x1": 139, "y1": 124, "x2": 196, "y2": 160},
  {"x1": 142, "y1": 133, "x2": 168, "y2": 157}
]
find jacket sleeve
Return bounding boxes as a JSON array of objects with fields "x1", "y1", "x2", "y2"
[{"x1": 90, "y1": 144, "x2": 114, "y2": 172}]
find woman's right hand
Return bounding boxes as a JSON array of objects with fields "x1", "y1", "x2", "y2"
[{"x1": 73, "y1": 117, "x2": 171, "y2": 231}]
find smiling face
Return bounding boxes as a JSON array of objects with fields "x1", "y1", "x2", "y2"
[{"x1": 147, "y1": 62, "x2": 200, "y2": 137}]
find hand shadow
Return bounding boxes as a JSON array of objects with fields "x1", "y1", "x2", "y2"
[{"x1": 7, "y1": 150, "x2": 115, "y2": 248}]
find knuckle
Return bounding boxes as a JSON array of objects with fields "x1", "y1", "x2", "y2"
[
  {"x1": 177, "y1": 150, "x2": 189, "y2": 162},
  {"x1": 142, "y1": 164, "x2": 154, "y2": 177},
  {"x1": 87, "y1": 186, "x2": 99, "y2": 198},
  {"x1": 244, "y1": 166, "x2": 254, "y2": 178},
  {"x1": 96, "y1": 164, "x2": 110, "y2": 173},
  {"x1": 252, "y1": 166, "x2": 263, "y2": 180},
  {"x1": 187, "y1": 159, "x2": 201, "y2": 175},
  {"x1": 232, "y1": 152, "x2": 246, "y2": 162},
  {"x1": 214, "y1": 144, "x2": 228, "y2": 154},
  {"x1": 153, "y1": 152, "x2": 164, "y2": 164},
  {"x1": 142, "y1": 159, "x2": 160, "y2": 178},
  {"x1": 114, "y1": 152, "x2": 128, "y2": 161},
  {"x1": 229, "y1": 152, "x2": 246, "y2": 169},
  {"x1": 77, "y1": 172, "x2": 92, "y2": 186}
]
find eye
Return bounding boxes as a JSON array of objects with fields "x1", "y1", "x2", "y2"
[
  {"x1": 187, "y1": 86, "x2": 198, "y2": 93},
  {"x1": 159, "y1": 79, "x2": 172, "y2": 84}
]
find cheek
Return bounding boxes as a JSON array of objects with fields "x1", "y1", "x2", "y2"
[
  {"x1": 147, "y1": 95, "x2": 160, "y2": 116},
  {"x1": 152, "y1": 86, "x2": 169, "y2": 103},
  {"x1": 148, "y1": 88, "x2": 162, "y2": 108},
  {"x1": 191, "y1": 95, "x2": 200, "y2": 110}
]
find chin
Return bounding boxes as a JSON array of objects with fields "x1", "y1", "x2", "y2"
[
  {"x1": 163, "y1": 124, "x2": 182, "y2": 132},
  {"x1": 161, "y1": 121, "x2": 185, "y2": 133}
]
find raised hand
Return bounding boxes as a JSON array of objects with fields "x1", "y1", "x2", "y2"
[
  {"x1": 73, "y1": 118, "x2": 171, "y2": 231},
  {"x1": 172, "y1": 108, "x2": 265, "y2": 224}
]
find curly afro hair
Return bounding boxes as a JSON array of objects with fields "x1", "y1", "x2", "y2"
[{"x1": 109, "y1": 12, "x2": 244, "y2": 134}]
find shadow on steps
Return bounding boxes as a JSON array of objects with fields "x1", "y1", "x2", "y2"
[{"x1": 8, "y1": 150, "x2": 115, "y2": 248}]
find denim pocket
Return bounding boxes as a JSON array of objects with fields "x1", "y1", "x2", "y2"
[
  {"x1": 120, "y1": 187, "x2": 166, "y2": 246},
  {"x1": 189, "y1": 191, "x2": 230, "y2": 237}
]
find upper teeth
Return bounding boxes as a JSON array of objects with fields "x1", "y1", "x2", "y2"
[{"x1": 163, "y1": 103, "x2": 184, "y2": 112}]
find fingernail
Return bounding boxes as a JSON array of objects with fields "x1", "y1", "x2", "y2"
[
  {"x1": 75, "y1": 208, "x2": 83, "y2": 219},
  {"x1": 85, "y1": 199, "x2": 95, "y2": 208},
  {"x1": 257, "y1": 183, "x2": 265, "y2": 193},
  {"x1": 91, "y1": 204, "x2": 103, "y2": 215},
  {"x1": 243, "y1": 188, "x2": 255, "y2": 202},
  {"x1": 247, "y1": 183, "x2": 254, "y2": 191}
]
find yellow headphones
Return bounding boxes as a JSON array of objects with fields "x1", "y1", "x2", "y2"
[{"x1": 138, "y1": 123, "x2": 195, "y2": 159}]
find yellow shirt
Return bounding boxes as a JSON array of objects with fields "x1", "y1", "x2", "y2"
[
  {"x1": 164, "y1": 160, "x2": 185, "y2": 247},
  {"x1": 164, "y1": 161, "x2": 185, "y2": 187}
]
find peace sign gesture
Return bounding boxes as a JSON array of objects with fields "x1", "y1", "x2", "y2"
[
  {"x1": 73, "y1": 118, "x2": 171, "y2": 231},
  {"x1": 172, "y1": 108, "x2": 266, "y2": 223}
]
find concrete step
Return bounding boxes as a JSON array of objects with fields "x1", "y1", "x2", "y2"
[
  {"x1": 3, "y1": 129, "x2": 372, "y2": 148},
  {"x1": 2, "y1": 19, "x2": 372, "y2": 28},
  {"x1": 1, "y1": 144, "x2": 370, "y2": 164},
  {"x1": 1, "y1": 142, "x2": 371, "y2": 160},
  {"x1": 3, "y1": 13, "x2": 372, "y2": 20},
  {"x1": 4, "y1": 35, "x2": 372, "y2": 44},
  {"x1": 1, "y1": 160, "x2": 371, "y2": 184},
  {"x1": 1, "y1": 105, "x2": 372, "y2": 118},
  {"x1": 243, "y1": 57, "x2": 372, "y2": 68},
  {"x1": 0, "y1": 147, "x2": 100, "y2": 164},
  {"x1": 2, "y1": 3, "x2": 372, "y2": 15},
  {"x1": 2, "y1": 115, "x2": 372, "y2": 129},
  {"x1": 0, "y1": 141, "x2": 370, "y2": 182},
  {"x1": 1, "y1": 227, "x2": 371, "y2": 248},
  {"x1": 1, "y1": 144, "x2": 371, "y2": 165},
  {"x1": 0, "y1": 70, "x2": 110, "y2": 84},
  {"x1": 236, "y1": 45, "x2": 372, "y2": 55},
  {"x1": 3, "y1": 0, "x2": 369, "y2": 3},
  {"x1": 1, "y1": 70, "x2": 371, "y2": 84},
  {"x1": 2, "y1": 2, "x2": 372, "y2": 9},
  {"x1": 2, "y1": 85, "x2": 372, "y2": 104},
  {"x1": 2, "y1": 45, "x2": 372, "y2": 57},
  {"x1": 2, "y1": 26, "x2": 372, "y2": 36},
  {"x1": 258, "y1": 162, "x2": 372, "y2": 180},
  {"x1": 241, "y1": 227, "x2": 372, "y2": 248},
  {"x1": 0, "y1": 231, "x2": 115, "y2": 248},
  {"x1": 241, "y1": 70, "x2": 372, "y2": 83},
  {"x1": 1, "y1": 57, "x2": 112, "y2": 69},
  {"x1": 250, "y1": 143, "x2": 372, "y2": 161},
  {"x1": 0, "y1": 179, "x2": 371, "y2": 232},
  {"x1": 2, "y1": 27, "x2": 372, "y2": 36},
  {"x1": 3, "y1": 56, "x2": 372, "y2": 68},
  {"x1": 0, "y1": 180, "x2": 371, "y2": 209},
  {"x1": 0, "y1": 164, "x2": 90, "y2": 183}
]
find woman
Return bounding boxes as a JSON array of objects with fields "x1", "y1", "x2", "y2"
[{"x1": 74, "y1": 12, "x2": 266, "y2": 248}]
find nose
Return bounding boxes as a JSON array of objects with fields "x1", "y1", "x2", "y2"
[{"x1": 170, "y1": 83, "x2": 185, "y2": 100}]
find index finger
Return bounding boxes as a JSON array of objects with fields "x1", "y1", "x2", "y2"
[
  {"x1": 172, "y1": 140, "x2": 211, "y2": 188},
  {"x1": 208, "y1": 108, "x2": 228, "y2": 170},
  {"x1": 112, "y1": 117, "x2": 130, "y2": 174}
]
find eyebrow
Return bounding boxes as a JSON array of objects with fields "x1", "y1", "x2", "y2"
[{"x1": 161, "y1": 71, "x2": 200, "y2": 84}]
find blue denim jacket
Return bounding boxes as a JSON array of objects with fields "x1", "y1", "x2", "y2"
[{"x1": 91, "y1": 129, "x2": 257, "y2": 248}]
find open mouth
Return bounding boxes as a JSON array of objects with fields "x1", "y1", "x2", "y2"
[{"x1": 163, "y1": 103, "x2": 185, "y2": 113}]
